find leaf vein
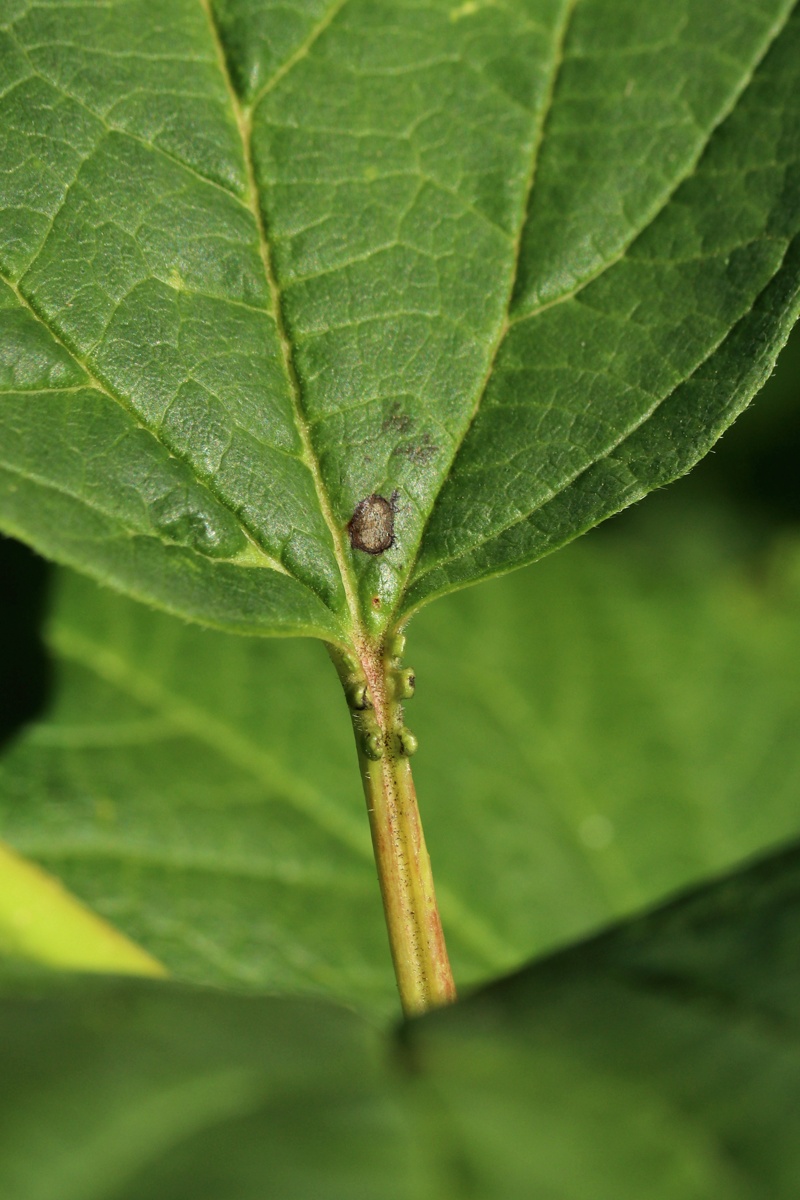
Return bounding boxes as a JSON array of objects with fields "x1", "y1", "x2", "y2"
[
  {"x1": 508, "y1": 2, "x2": 795, "y2": 325},
  {"x1": 388, "y1": 0, "x2": 581, "y2": 621},
  {"x1": 248, "y1": 0, "x2": 351, "y2": 111},
  {"x1": 0, "y1": 270, "x2": 295, "y2": 578},
  {"x1": 4, "y1": 27, "x2": 247, "y2": 202},
  {"x1": 410, "y1": 230, "x2": 798, "y2": 592},
  {"x1": 28, "y1": 844, "x2": 370, "y2": 892},
  {"x1": 201, "y1": 0, "x2": 363, "y2": 631}
]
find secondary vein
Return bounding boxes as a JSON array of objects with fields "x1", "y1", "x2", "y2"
[
  {"x1": 388, "y1": 0, "x2": 581, "y2": 623},
  {"x1": 406, "y1": 227, "x2": 799, "y2": 599},
  {"x1": 507, "y1": 1, "x2": 796, "y2": 328},
  {"x1": 249, "y1": 0, "x2": 351, "y2": 110},
  {"x1": 0, "y1": 265, "x2": 291, "y2": 579},
  {"x1": 395, "y1": 0, "x2": 795, "y2": 611}
]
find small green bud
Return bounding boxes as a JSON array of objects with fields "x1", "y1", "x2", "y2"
[
  {"x1": 395, "y1": 668, "x2": 416, "y2": 700},
  {"x1": 361, "y1": 730, "x2": 384, "y2": 760},
  {"x1": 346, "y1": 680, "x2": 371, "y2": 710},
  {"x1": 387, "y1": 632, "x2": 406, "y2": 660},
  {"x1": 398, "y1": 727, "x2": 418, "y2": 757}
]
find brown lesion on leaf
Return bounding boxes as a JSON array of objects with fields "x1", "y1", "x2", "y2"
[
  {"x1": 348, "y1": 491, "x2": 399, "y2": 555},
  {"x1": 381, "y1": 402, "x2": 413, "y2": 436},
  {"x1": 380, "y1": 404, "x2": 439, "y2": 467},
  {"x1": 392, "y1": 431, "x2": 439, "y2": 467}
]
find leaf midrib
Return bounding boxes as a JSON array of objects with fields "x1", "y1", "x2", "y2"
[
  {"x1": 198, "y1": 0, "x2": 583, "y2": 638},
  {"x1": 200, "y1": 0, "x2": 364, "y2": 637}
]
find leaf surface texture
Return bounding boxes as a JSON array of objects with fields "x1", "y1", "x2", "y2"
[{"x1": 0, "y1": 0, "x2": 798, "y2": 631}]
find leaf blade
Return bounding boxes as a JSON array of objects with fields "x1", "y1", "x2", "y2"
[
  {"x1": 409, "y1": 838, "x2": 800, "y2": 1198},
  {"x1": 1, "y1": 0, "x2": 799, "y2": 627}
]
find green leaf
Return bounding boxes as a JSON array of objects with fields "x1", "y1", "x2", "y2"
[
  {"x1": 0, "y1": 0, "x2": 798, "y2": 635},
  {"x1": 407, "y1": 837, "x2": 800, "y2": 1199},
  {"x1": 3, "y1": 504, "x2": 800, "y2": 1013},
  {"x1": 0, "y1": 971, "x2": 419, "y2": 1200},
  {"x1": 3, "y1": 837, "x2": 800, "y2": 1196}
]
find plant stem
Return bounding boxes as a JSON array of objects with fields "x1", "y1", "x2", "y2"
[{"x1": 328, "y1": 638, "x2": 456, "y2": 1016}]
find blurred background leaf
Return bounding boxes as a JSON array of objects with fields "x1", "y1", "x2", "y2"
[
  {"x1": 407, "y1": 835, "x2": 800, "y2": 1200},
  {"x1": 0, "y1": 968, "x2": 418, "y2": 1200},
  {"x1": 2, "y1": 831, "x2": 800, "y2": 1198}
]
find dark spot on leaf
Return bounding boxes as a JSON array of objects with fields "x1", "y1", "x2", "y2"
[
  {"x1": 393, "y1": 432, "x2": 438, "y2": 466},
  {"x1": 348, "y1": 493, "x2": 396, "y2": 554},
  {"x1": 381, "y1": 402, "x2": 413, "y2": 436},
  {"x1": 371, "y1": 595, "x2": 382, "y2": 609}
]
